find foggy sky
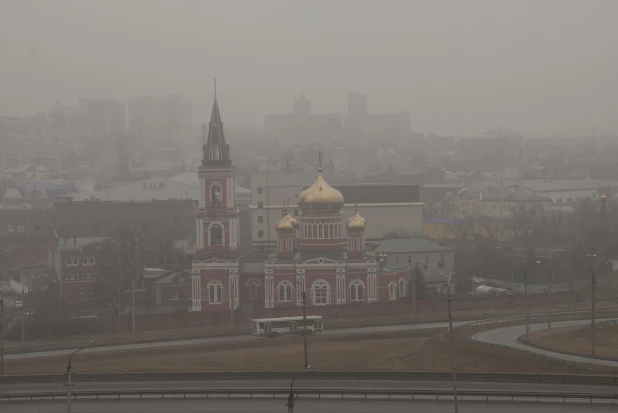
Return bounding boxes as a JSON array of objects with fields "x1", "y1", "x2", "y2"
[{"x1": 1, "y1": 0, "x2": 617, "y2": 137}]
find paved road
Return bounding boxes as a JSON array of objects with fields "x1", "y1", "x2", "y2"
[
  {"x1": 7, "y1": 309, "x2": 612, "y2": 361},
  {"x1": 1, "y1": 399, "x2": 614, "y2": 413},
  {"x1": 1, "y1": 378, "x2": 616, "y2": 395},
  {"x1": 471, "y1": 318, "x2": 618, "y2": 367},
  {"x1": 5, "y1": 321, "x2": 459, "y2": 361}
]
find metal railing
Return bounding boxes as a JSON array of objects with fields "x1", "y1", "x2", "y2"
[{"x1": 1, "y1": 388, "x2": 617, "y2": 404}]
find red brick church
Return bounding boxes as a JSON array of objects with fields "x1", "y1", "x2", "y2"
[{"x1": 191, "y1": 93, "x2": 409, "y2": 315}]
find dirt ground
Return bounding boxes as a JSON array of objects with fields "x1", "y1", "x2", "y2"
[
  {"x1": 4, "y1": 327, "x2": 600, "y2": 376},
  {"x1": 7, "y1": 301, "x2": 614, "y2": 354},
  {"x1": 523, "y1": 323, "x2": 618, "y2": 360}
]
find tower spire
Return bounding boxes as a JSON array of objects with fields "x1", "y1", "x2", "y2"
[
  {"x1": 202, "y1": 85, "x2": 230, "y2": 165},
  {"x1": 318, "y1": 151, "x2": 323, "y2": 172}
]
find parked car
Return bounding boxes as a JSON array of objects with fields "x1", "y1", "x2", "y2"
[
  {"x1": 0, "y1": 286, "x2": 10, "y2": 296},
  {"x1": 14, "y1": 301, "x2": 23, "y2": 309}
]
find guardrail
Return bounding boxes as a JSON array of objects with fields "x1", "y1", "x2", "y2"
[
  {"x1": 1, "y1": 371, "x2": 617, "y2": 385},
  {"x1": 1, "y1": 388, "x2": 617, "y2": 405}
]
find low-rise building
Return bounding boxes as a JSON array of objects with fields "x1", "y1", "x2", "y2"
[
  {"x1": 514, "y1": 179, "x2": 618, "y2": 203},
  {"x1": 49, "y1": 234, "x2": 111, "y2": 304},
  {"x1": 442, "y1": 188, "x2": 551, "y2": 218},
  {"x1": 374, "y1": 238, "x2": 454, "y2": 274}
]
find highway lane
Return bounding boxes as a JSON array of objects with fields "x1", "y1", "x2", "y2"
[
  {"x1": 471, "y1": 318, "x2": 618, "y2": 367},
  {"x1": 5, "y1": 309, "x2": 615, "y2": 361},
  {"x1": 1, "y1": 378, "x2": 617, "y2": 395},
  {"x1": 1, "y1": 399, "x2": 615, "y2": 413}
]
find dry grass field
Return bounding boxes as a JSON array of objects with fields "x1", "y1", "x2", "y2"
[
  {"x1": 7, "y1": 301, "x2": 614, "y2": 355},
  {"x1": 523, "y1": 323, "x2": 618, "y2": 360},
  {"x1": 4, "y1": 328, "x2": 597, "y2": 376}
]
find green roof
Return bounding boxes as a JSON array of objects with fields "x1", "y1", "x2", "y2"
[{"x1": 375, "y1": 238, "x2": 453, "y2": 254}]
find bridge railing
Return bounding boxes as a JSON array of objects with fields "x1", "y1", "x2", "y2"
[
  {"x1": 0, "y1": 370, "x2": 617, "y2": 385},
  {"x1": 1, "y1": 388, "x2": 616, "y2": 404}
]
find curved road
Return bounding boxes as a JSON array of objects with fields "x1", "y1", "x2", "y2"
[
  {"x1": 1, "y1": 399, "x2": 614, "y2": 412},
  {"x1": 7, "y1": 309, "x2": 613, "y2": 361},
  {"x1": 471, "y1": 318, "x2": 618, "y2": 367}
]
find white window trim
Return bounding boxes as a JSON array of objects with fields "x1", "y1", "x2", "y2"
[
  {"x1": 349, "y1": 279, "x2": 365, "y2": 302},
  {"x1": 277, "y1": 281, "x2": 293, "y2": 302},
  {"x1": 388, "y1": 281, "x2": 397, "y2": 300},
  {"x1": 311, "y1": 279, "x2": 331, "y2": 306},
  {"x1": 208, "y1": 281, "x2": 223, "y2": 304},
  {"x1": 398, "y1": 277, "x2": 407, "y2": 298}
]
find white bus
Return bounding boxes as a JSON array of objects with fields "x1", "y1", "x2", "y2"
[{"x1": 250, "y1": 316, "x2": 324, "y2": 337}]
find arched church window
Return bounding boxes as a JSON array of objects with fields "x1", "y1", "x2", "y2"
[
  {"x1": 312, "y1": 279, "x2": 330, "y2": 306},
  {"x1": 278, "y1": 281, "x2": 293, "y2": 302},
  {"x1": 211, "y1": 145, "x2": 220, "y2": 160},
  {"x1": 210, "y1": 183, "x2": 222, "y2": 208},
  {"x1": 349, "y1": 279, "x2": 365, "y2": 301},
  {"x1": 208, "y1": 281, "x2": 223, "y2": 304},
  {"x1": 210, "y1": 224, "x2": 223, "y2": 246}
]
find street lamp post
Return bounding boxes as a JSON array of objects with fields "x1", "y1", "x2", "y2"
[
  {"x1": 65, "y1": 341, "x2": 93, "y2": 413},
  {"x1": 576, "y1": 258, "x2": 596, "y2": 356},
  {"x1": 409, "y1": 266, "x2": 417, "y2": 321},
  {"x1": 287, "y1": 366, "x2": 311, "y2": 413},
  {"x1": 446, "y1": 271, "x2": 458, "y2": 413},
  {"x1": 518, "y1": 269, "x2": 529, "y2": 338},
  {"x1": 0, "y1": 296, "x2": 4, "y2": 375},
  {"x1": 535, "y1": 261, "x2": 553, "y2": 329},
  {"x1": 292, "y1": 279, "x2": 309, "y2": 369}
]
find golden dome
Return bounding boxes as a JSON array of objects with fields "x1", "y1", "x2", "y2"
[
  {"x1": 601, "y1": 193, "x2": 607, "y2": 199},
  {"x1": 275, "y1": 213, "x2": 298, "y2": 232},
  {"x1": 347, "y1": 206, "x2": 366, "y2": 229},
  {"x1": 298, "y1": 168, "x2": 344, "y2": 213}
]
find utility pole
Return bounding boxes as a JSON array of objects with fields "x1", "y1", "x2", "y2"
[
  {"x1": 301, "y1": 290, "x2": 308, "y2": 370},
  {"x1": 446, "y1": 272, "x2": 458, "y2": 413},
  {"x1": 547, "y1": 266, "x2": 552, "y2": 329},
  {"x1": 576, "y1": 256, "x2": 597, "y2": 356},
  {"x1": 293, "y1": 279, "x2": 309, "y2": 369},
  {"x1": 410, "y1": 267, "x2": 417, "y2": 321},
  {"x1": 21, "y1": 314, "x2": 25, "y2": 352},
  {"x1": 131, "y1": 230, "x2": 140, "y2": 334},
  {"x1": 520, "y1": 269, "x2": 529, "y2": 338},
  {"x1": 590, "y1": 254, "x2": 596, "y2": 356},
  {"x1": 0, "y1": 297, "x2": 4, "y2": 375}
]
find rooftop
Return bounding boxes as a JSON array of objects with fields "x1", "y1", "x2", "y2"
[
  {"x1": 57, "y1": 236, "x2": 108, "y2": 251},
  {"x1": 68, "y1": 176, "x2": 200, "y2": 202},
  {"x1": 519, "y1": 179, "x2": 618, "y2": 193},
  {"x1": 375, "y1": 238, "x2": 453, "y2": 254}
]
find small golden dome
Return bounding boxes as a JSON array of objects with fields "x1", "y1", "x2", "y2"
[
  {"x1": 275, "y1": 213, "x2": 298, "y2": 232},
  {"x1": 601, "y1": 193, "x2": 607, "y2": 199},
  {"x1": 347, "y1": 206, "x2": 366, "y2": 229},
  {"x1": 298, "y1": 169, "x2": 344, "y2": 213}
]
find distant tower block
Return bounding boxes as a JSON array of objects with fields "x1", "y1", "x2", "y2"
[
  {"x1": 347, "y1": 92, "x2": 367, "y2": 117},
  {"x1": 293, "y1": 94, "x2": 310, "y2": 116}
]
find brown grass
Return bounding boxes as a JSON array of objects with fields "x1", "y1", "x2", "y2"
[
  {"x1": 7, "y1": 300, "x2": 614, "y2": 355},
  {"x1": 5, "y1": 327, "x2": 603, "y2": 376},
  {"x1": 523, "y1": 323, "x2": 618, "y2": 360}
]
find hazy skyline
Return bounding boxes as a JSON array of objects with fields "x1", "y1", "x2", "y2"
[{"x1": 1, "y1": 0, "x2": 617, "y2": 137}]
